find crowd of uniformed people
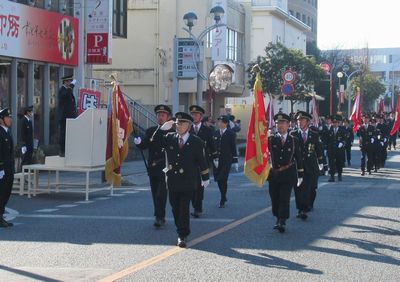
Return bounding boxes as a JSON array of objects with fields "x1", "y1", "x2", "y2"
[{"x1": 0, "y1": 90, "x2": 398, "y2": 247}]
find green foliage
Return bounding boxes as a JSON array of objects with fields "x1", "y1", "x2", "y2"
[
  {"x1": 351, "y1": 73, "x2": 386, "y2": 110},
  {"x1": 247, "y1": 43, "x2": 325, "y2": 103}
]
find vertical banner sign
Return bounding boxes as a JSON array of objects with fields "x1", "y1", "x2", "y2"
[
  {"x1": 0, "y1": 1, "x2": 78, "y2": 65},
  {"x1": 211, "y1": 0, "x2": 227, "y2": 61},
  {"x1": 78, "y1": 88, "x2": 101, "y2": 115},
  {"x1": 86, "y1": 0, "x2": 112, "y2": 64}
]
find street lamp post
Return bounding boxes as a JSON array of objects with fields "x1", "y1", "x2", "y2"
[
  {"x1": 337, "y1": 71, "x2": 343, "y2": 112},
  {"x1": 172, "y1": 6, "x2": 225, "y2": 113}
]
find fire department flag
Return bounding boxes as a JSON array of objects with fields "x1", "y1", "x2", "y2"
[
  {"x1": 350, "y1": 87, "x2": 362, "y2": 133},
  {"x1": 390, "y1": 95, "x2": 400, "y2": 136},
  {"x1": 244, "y1": 70, "x2": 270, "y2": 187},
  {"x1": 105, "y1": 82, "x2": 133, "y2": 186}
]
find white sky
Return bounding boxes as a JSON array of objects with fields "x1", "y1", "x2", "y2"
[{"x1": 318, "y1": 0, "x2": 400, "y2": 50}]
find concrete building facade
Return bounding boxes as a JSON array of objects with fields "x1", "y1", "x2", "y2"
[
  {"x1": 93, "y1": 0, "x2": 310, "y2": 119},
  {"x1": 288, "y1": 0, "x2": 318, "y2": 42}
]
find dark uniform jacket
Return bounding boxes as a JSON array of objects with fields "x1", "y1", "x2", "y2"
[
  {"x1": 58, "y1": 85, "x2": 77, "y2": 121},
  {"x1": 162, "y1": 133, "x2": 209, "y2": 193},
  {"x1": 268, "y1": 133, "x2": 304, "y2": 181},
  {"x1": 190, "y1": 123, "x2": 217, "y2": 165},
  {"x1": 377, "y1": 122, "x2": 389, "y2": 144},
  {"x1": 290, "y1": 129, "x2": 323, "y2": 175},
  {"x1": 0, "y1": 127, "x2": 15, "y2": 175},
  {"x1": 213, "y1": 128, "x2": 238, "y2": 181},
  {"x1": 136, "y1": 125, "x2": 174, "y2": 177},
  {"x1": 21, "y1": 117, "x2": 33, "y2": 148},
  {"x1": 327, "y1": 126, "x2": 346, "y2": 152},
  {"x1": 344, "y1": 126, "x2": 354, "y2": 148},
  {"x1": 357, "y1": 125, "x2": 378, "y2": 151}
]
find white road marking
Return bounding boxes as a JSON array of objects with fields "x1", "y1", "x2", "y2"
[
  {"x1": 35, "y1": 209, "x2": 59, "y2": 213},
  {"x1": 14, "y1": 214, "x2": 235, "y2": 223},
  {"x1": 96, "y1": 197, "x2": 111, "y2": 200},
  {"x1": 110, "y1": 194, "x2": 126, "y2": 197},
  {"x1": 56, "y1": 204, "x2": 78, "y2": 208},
  {"x1": 122, "y1": 191, "x2": 140, "y2": 194},
  {"x1": 75, "y1": 201, "x2": 94, "y2": 204},
  {"x1": 4, "y1": 207, "x2": 19, "y2": 221}
]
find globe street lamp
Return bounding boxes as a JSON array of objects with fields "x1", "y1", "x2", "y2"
[
  {"x1": 179, "y1": 6, "x2": 227, "y2": 109},
  {"x1": 337, "y1": 71, "x2": 343, "y2": 111}
]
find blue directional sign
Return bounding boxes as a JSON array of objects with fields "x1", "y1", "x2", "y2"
[{"x1": 281, "y1": 83, "x2": 294, "y2": 96}]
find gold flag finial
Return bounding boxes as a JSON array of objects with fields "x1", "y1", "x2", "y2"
[{"x1": 252, "y1": 64, "x2": 261, "y2": 74}]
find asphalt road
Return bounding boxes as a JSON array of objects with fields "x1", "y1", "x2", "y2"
[{"x1": 0, "y1": 147, "x2": 399, "y2": 282}]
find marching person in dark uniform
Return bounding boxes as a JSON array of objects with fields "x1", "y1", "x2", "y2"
[
  {"x1": 358, "y1": 115, "x2": 379, "y2": 175},
  {"x1": 387, "y1": 112, "x2": 397, "y2": 150},
  {"x1": 0, "y1": 108, "x2": 15, "y2": 228},
  {"x1": 290, "y1": 111, "x2": 323, "y2": 219},
  {"x1": 213, "y1": 115, "x2": 238, "y2": 208},
  {"x1": 376, "y1": 114, "x2": 389, "y2": 168},
  {"x1": 133, "y1": 105, "x2": 174, "y2": 228},
  {"x1": 20, "y1": 105, "x2": 34, "y2": 168},
  {"x1": 189, "y1": 105, "x2": 217, "y2": 218},
  {"x1": 370, "y1": 116, "x2": 382, "y2": 172},
  {"x1": 327, "y1": 115, "x2": 346, "y2": 182},
  {"x1": 268, "y1": 113, "x2": 303, "y2": 233},
  {"x1": 158, "y1": 112, "x2": 210, "y2": 248},
  {"x1": 343, "y1": 118, "x2": 354, "y2": 166},
  {"x1": 58, "y1": 75, "x2": 77, "y2": 157},
  {"x1": 319, "y1": 115, "x2": 332, "y2": 174}
]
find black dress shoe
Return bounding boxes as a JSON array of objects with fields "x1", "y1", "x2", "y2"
[
  {"x1": 153, "y1": 218, "x2": 163, "y2": 228},
  {"x1": 300, "y1": 211, "x2": 308, "y2": 220},
  {"x1": 191, "y1": 211, "x2": 202, "y2": 218},
  {"x1": 361, "y1": 171, "x2": 365, "y2": 176},
  {"x1": 277, "y1": 219, "x2": 286, "y2": 233},
  {"x1": 177, "y1": 237, "x2": 187, "y2": 248},
  {"x1": 328, "y1": 176, "x2": 335, "y2": 182},
  {"x1": 219, "y1": 200, "x2": 226, "y2": 208},
  {"x1": 368, "y1": 170, "x2": 372, "y2": 175},
  {"x1": 273, "y1": 219, "x2": 279, "y2": 229},
  {"x1": 0, "y1": 218, "x2": 9, "y2": 228},
  {"x1": 338, "y1": 175, "x2": 342, "y2": 181}
]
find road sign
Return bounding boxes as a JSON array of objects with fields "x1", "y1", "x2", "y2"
[
  {"x1": 282, "y1": 70, "x2": 296, "y2": 83},
  {"x1": 342, "y1": 64, "x2": 350, "y2": 72},
  {"x1": 281, "y1": 83, "x2": 294, "y2": 96},
  {"x1": 320, "y1": 62, "x2": 331, "y2": 74},
  {"x1": 174, "y1": 38, "x2": 199, "y2": 79}
]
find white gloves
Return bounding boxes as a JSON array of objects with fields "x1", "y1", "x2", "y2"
[
  {"x1": 213, "y1": 159, "x2": 219, "y2": 168},
  {"x1": 384, "y1": 137, "x2": 387, "y2": 142},
  {"x1": 370, "y1": 138, "x2": 375, "y2": 143},
  {"x1": 229, "y1": 120, "x2": 235, "y2": 129},
  {"x1": 201, "y1": 179, "x2": 210, "y2": 188},
  {"x1": 21, "y1": 146, "x2": 27, "y2": 154},
  {"x1": 233, "y1": 163, "x2": 239, "y2": 172},
  {"x1": 380, "y1": 142, "x2": 384, "y2": 146},
  {"x1": 297, "y1": 178, "x2": 303, "y2": 187},
  {"x1": 71, "y1": 79, "x2": 77, "y2": 85},
  {"x1": 338, "y1": 142, "x2": 344, "y2": 148},
  {"x1": 318, "y1": 164, "x2": 324, "y2": 171},
  {"x1": 133, "y1": 137, "x2": 142, "y2": 145},
  {"x1": 0, "y1": 170, "x2": 4, "y2": 179},
  {"x1": 160, "y1": 120, "x2": 175, "y2": 131}
]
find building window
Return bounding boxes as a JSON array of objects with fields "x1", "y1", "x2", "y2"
[
  {"x1": 370, "y1": 55, "x2": 387, "y2": 64},
  {"x1": 296, "y1": 12, "x2": 301, "y2": 20},
  {"x1": 113, "y1": 0, "x2": 127, "y2": 38},
  {"x1": 302, "y1": 14, "x2": 306, "y2": 23},
  {"x1": 0, "y1": 59, "x2": 11, "y2": 109},
  {"x1": 289, "y1": 10, "x2": 294, "y2": 16},
  {"x1": 311, "y1": 18, "x2": 314, "y2": 32},
  {"x1": 226, "y1": 29, "x2": 243, "y2": 63},
  {"x1": 307, "y1": 16, "x2": 310, "y2": 26},
  {"x1": 34, "y1": 64, "x2": 44, "y2": 143},
  {"x1": 49, "y1": 66, "x2": 59, "y2": 145}
]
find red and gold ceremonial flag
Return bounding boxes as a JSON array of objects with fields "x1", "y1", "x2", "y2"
[
  {"x1": 390, "y1": 95, "x2": 400, "y2": 136},
  {"x1": 244, "y1": 71, "x2": 270, "y2": 187},
  {"x1": 350, "y1": 88, "x2": 362, "y2": 133},
  {"x1": 105, "y1": 82, "x2": 133, "y2": 186}
]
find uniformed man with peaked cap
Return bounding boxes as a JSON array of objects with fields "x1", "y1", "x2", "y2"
[
  {"x1": 0, "y1": 108, "x2": 15, "y2": 227},
  {"x1": 327, "y1": 114, "x2": 346, "y2": 182},
  {"x1": 157, "y1": 112, "x2": 210, "y2": 248},
  {"x1": 134, "y1": 104, "x2": 174, "y2": 228},
  {"x1": 20, "y1": 105, "x2": 34, "y2": 167},
  {"x1": 212, "y1": 115, "x2": 238, "y2": 208},
  {"x1": 268, "y1": 112, "x2": 304, "y2": 233},
  {"x1": 291, "y1": 111, "x2": 323, "y2": 217},
  {"x1": 189, "y1": 105, "x2": 217, "y2": 218}
]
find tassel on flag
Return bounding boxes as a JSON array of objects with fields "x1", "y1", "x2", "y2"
[
  {"x1": 390, "y1": 95, "x2": 400, "y2": 136},
  {"x1": 105, "y1": 80, "x2": 134, "y2": 187},
  {"x1": 266, "y1": 94, "x2": 275, "y2": 130},
  {"x1": 244, "y1": 66, "x2": 270, "y2": 187},
  {"x1": 350, "y1": 87, "x2": 362, "y2": 133},
  {"x1": 310, "y1": 95, "x2": 319, "y2": 127}
]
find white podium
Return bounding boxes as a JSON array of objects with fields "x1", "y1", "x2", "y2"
[
  {"x1": 23, "y1": 109, "x2": 110, "y2": 201},
  {"x1": 65, "y1": 109, "x2": 107, "y2": 167}
]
